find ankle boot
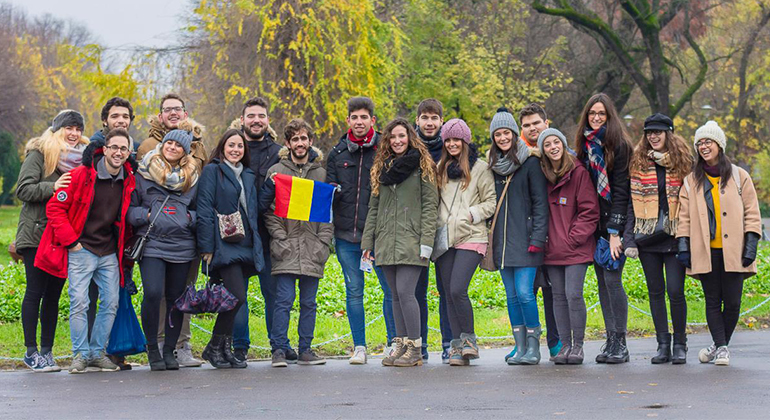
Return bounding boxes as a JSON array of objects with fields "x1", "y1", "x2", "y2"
[
  {"x1": 672, "y1": 333, "x2": 688, "y2": 364},
  {"x1": 448, "y1": 339, "x2": 468, "y2": 366},
  {"x1": 569, "y1": 332, "x2": 585, "y2": 365},
  {"x1": 460, "y1": 332, "x2": 479, "y2": 360},
  {"x1": 222, "y1": 335, "x2": 247, "y2": 368},
  {"x1": 595, "y1": 331, "x2": 613, "y2": 363},
  {"x1": 394, "y1": 338, "x2": 423, "y2": 367},
  {"x1": 606, "y1": 332, "x2": 629, "y2": 364},
  {"x1": 147, "y1": 344, "x2": 166, "y2": 371},
  {"x1": 519, "y1": 326, "x2": 542, "y2": 365},
  {"x1": 553, "y1": 342, "x2": 571, "y2": 365},
  {"x1": 163, "y1": 345, "x2": 179, "y2": 370},
  {"x1": 382, "y1": 337, "x2": 405, "y2": 367},
  {"x1": 202, "y1": 334, "x2": 230, "y2": 368},
  {"x1": 651, "y1": 332, "x2": 671, "y2": 364},
  {"x1": 507, "y1": 325, "x2": 527, "y2": 365}
]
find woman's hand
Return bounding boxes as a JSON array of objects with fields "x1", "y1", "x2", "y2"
[
  {"x1": 54, "y1": 173, "x2": 72, "y2": 190},
  {"x1": 362, "y1": 250, "x2": 373, "y2": 261},
  {"x1": 201, "y1": 253, "x2": 213, "y2": 265},
  {"x1": 609, "y1": 234, "x2": 623, "y2": 260}
]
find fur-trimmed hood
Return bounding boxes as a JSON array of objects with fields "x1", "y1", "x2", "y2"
[
  {"x1": 277, "y1": 145, "x2": 324, "y2": 163},
  {"x1": 82, "y1": 138, "x2": 138, "y2": 172},
  {"x1": 228, "y1": 118, "x2": 279, "y2": 140},
  {"x1": 24, "y1": 132, "x2": 89, "y2": 154},
  {"x1": 147, "y1": 115, "x2": 205, "y2": 142}
]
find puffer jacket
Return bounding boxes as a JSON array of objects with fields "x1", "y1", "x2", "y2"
[
  {"x1": 263, "y1": 147, "x2": 334, "y2": 278},
  {"x1": 438, "y1": 159, "x2": 496, "y2": 247}
]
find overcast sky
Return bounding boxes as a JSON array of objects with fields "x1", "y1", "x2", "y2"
[{"x1": 9, "y1": 0, "x2": 189, "y2": 48}]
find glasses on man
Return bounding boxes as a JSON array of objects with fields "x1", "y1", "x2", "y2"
[
  {"x1": 588, "y1": 111, "x2": 607, "y2": 119},
  {"x1": 162, "y1": 106, "x2": 185, "y2": 114},
  {"x1": 695, "y1": 139, "x2": 714, "y2": 148},
  {"x1": 106, "y1": 145, "x2": 130, "y2": 154}
]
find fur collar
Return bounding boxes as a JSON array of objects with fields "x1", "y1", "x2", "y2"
[{"x1": 147, "y1": 115, "x2": 205, "y2": 142}]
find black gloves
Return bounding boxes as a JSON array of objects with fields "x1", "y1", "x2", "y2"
[
  {"x1": 676, "y1": 237, "x2": 691, "y2": 268},
  {"x1": 125, "y1": 276, "x2": 139, "y2": 296},
  {"x1": 742, "y1": 232, "x2": 760, "y2": 267}
]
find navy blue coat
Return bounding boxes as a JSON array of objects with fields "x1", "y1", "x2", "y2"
[{"x1": 197, "y1": 159, "x2": 264, "y2": 277}]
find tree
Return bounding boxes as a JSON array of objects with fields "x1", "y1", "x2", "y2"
[{"x1": 0, "y1": 131, "x2": 20, "y2": 206}]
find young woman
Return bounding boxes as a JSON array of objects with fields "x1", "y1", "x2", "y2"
[
  {"x1": 488, "y1": 107, "x2": 549, "y2": 366},
  {"x1": 15, "y1": 110, "x2": 87, "y2": 372},
  {"x1": 361, "y1": 118, "x2": 438, "y2": 368},
  {"x1": 434, "y1": 118, "x2": 496, "y2": 366},
  {"x1": 575, "y1": 93, "x2": 633, "y2": 364},
  {"x1": 677, "y1": 121, "x2": 761, "y2": 367},
  {"x1": 625, "y1": 114, "x2": 693, "y2": 364},
  {"x1": 129, "y1": 129, "x2": 201, "y2": 371},
  {"x1": 538, "y1": 128, "x2": 599, "y2": 365},
  {"x1": 196, "y1": 129, "x2": 265, "y2": 369}
]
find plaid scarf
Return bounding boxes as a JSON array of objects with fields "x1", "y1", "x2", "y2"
[
  {"x1": 583, "y1": 126, "x2": 611, "y2": 202},
  {"x1": 630, "y1": 150, "x2": 682, "y2": 235}
]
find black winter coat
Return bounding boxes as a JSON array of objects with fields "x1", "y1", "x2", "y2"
[
  {"x1": 245, "y1": 132, "x2": 281, "y2": 251},
  {"x1": 325, "y1": 132, "x2": 380, "y2": 243},
  {"x1": 492, "y1": 156, "x2": 549, "y2": 269},
  {"x1": 584, "y1": 143, "x2": 631, "y2": 236},
  {"x1": 197, "y1": 159, "x2": 264, "y2": 277}
]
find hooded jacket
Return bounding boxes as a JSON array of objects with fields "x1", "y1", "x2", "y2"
[{"x1": 136, "y1": 116, "x2": 208, "y2": 166}]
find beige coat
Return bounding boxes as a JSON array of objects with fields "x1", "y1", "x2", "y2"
[
  {"x1": 137, "y1": 116, "x2": 208, "y2": 166},
  {"x1": 438, "y1": 159, "x2": 497, "y2": 247},
  {"x1": 676, "y1": 166, "x2": 761, "y2": 278}
]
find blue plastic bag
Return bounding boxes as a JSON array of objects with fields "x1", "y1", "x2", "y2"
[
  {"x1": 107, "y1": 286, "x2": 147, "y2": 356},
  {"x1": 594, "y1": 237, "x2": 626, "y2": 272}
]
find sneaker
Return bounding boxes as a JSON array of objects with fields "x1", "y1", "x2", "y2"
[
  {"x1": 23, "y1": 351, "x2": 48, "y2": 373},
  {"x1": 41, "y1": 351, "x2": 61, "y2": 372},
  {"x1": 549, "y1": 341, "x2": 563, "y2": 362},
  {"x1": 88, "y1": 353, "x2": 120, "y2": 372},
  {"x1": 441, "y1": 346, "x2": 451, "y2": 364},
  {"x1": 382, "y1": 345, "x2": 394, "y2": 358},
  {"x1": 175, "y1": 343, "x2": 203, "y2": 367},
  {"x1": 714, "y1": 346, "x2": 730, "y2": 366},
  {"x1": 272, "y1": 349, "x2": 288, "y2": 368},
  {"x1": 698, "y1": 344, "x2": 718, "y2": 364},
  {"x1": 349, "y1": 346, "x2": 367, "y2": 365},
  {"x1": 108, "y1": 354, "x2": 131, "y2": 371},
  {"x1": 285, "y1": 347, "x2": 298, "y2": 364},
  {"x1": 68, "y1": 353, "x2": 88, "y2": 374},
  {"x1": 233, "y1": 348, "x2": 249, "y2": 363},
  {"x1": 298, "y1": 349, "x2": 326, "y2": 365}
]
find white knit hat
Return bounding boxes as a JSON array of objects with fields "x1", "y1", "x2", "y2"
[{"x1": 694, "y1": 121, "x2": 726, "y2": 150}]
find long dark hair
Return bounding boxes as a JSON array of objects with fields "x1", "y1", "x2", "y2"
[
  {"x1": 209, "y1": 129, "x2": 251, "y2": 166},
  {"x1": 574, "y1": 93, "x2": 632, "y2": 171},
  {"x1": 694, "y1": 148, "x2": 732, "y2": 191},
  {"x1": 437, "y1": 141, "x2": 472, "y2": 190}
]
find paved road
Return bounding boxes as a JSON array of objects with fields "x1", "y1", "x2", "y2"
[{"x1": 2, "y1": 330, "x2": 769, "y2": 419}]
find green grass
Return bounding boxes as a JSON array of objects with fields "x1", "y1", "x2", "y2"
[{"x1": 0, "y1": 205, "x2": 20, "y2": 267}]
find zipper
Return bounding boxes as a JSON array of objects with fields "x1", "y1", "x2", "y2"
[{"x1": 352, "y1": 151, "x2": 363, "y2": 240}]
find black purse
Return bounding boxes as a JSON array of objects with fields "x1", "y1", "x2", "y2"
[
  {"x1": 124, "y1": 195, "x2": 170, "y2": 262},
  {"x1": 634, "y1": 207, "x2": 669, "y2": 247}
]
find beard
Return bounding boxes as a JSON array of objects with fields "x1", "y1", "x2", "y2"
[
  {"x1": 244, "y1": 124, "x2": 267, "y2": 140},
  {"x1": 290, "y1": 147, "x2": 308, "y2": 161}
]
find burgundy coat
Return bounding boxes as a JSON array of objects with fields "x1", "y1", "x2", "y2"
[{"x1": 543, "y1": 164, "x2": 600, "y2": 266}]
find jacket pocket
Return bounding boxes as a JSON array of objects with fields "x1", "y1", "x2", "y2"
[{"x1": 271, "y1": 237, "x2": 293, "y2": 261}]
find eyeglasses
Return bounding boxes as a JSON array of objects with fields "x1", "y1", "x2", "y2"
[
  {"x1": 162, "y1": 106, "x2": 185, "y2": 114},
  {"x1": 645, "y1": 130, "x2": 664, "y2": 138},
  {"x1": 106, "y1": 145, "x2": 129, "y2": 154},
  {"x1": 588, "y1": 111, "x2": 607, "y2": 119},
  {"x1": 695, "y1": 139, "x2": 714, "y2": 148}
]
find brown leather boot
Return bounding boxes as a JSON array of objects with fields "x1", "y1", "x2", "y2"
[
  {"x1": 381, "y1": 337, "x2": 406, "y2": 367},
  {"x1": 394, "y1": 338, "x2": 423, "y2": 367}
]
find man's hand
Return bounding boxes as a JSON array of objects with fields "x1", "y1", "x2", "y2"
[
  {"x1": 201, "y1": 253, "x2": 213, "y2": 265},
  {"x1": 69, "y1": 243, "x2": 83, "y2": 252}
]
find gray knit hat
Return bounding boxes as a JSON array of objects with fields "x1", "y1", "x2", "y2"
[
  {"x1": 163, "y1": 129, "x2": 193, "y2": 154},
  {"x1": 52, "y1": 109, "x2": 85, "y2": 133},
  {"x1": 537, "y1": 128, "x2": 567, "y2": 155},
  {"x1": 694, "y1": 120, "x2": 727, "y2": 151},
  {"x1": 489, "y1": 107, "x2": 520, "y2": 139}
]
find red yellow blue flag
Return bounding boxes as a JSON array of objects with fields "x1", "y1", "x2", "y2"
[{"x1": 273, "y1": 173, "x2": 335, "y2": 223}]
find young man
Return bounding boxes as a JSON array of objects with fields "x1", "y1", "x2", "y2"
[
  {"x1": 232, "y1": 97, "x2": 283, "y2": 363},
  {"x1": 326, "y1": 97, "x2": 396, "y2": 364},
  {"x1": 414, "y1": 98, "x2": 453, "y2": 362},
  {"x1": 262, "y1": 119, "x2": 333, "y2": 367},
  {"x1": 35, "y1": 129, "x2": 136, "y2": 373}
]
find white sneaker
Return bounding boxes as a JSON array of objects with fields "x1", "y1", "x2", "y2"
[
  {"x1": 175, "y1": 343, "x2": 203, "y2": 367},
  {"x1": 383, "y1": 345, "x2": 394, "y2": 358},
  {"x1": 698, "y1": 344, "x2": 718, "y2": 363},
  {"x1": 714, "y1": 346, "x2": 730, "y2": 366},
  {"x1": 349, "y1": 346, "x2": 367, "y2": 365}
]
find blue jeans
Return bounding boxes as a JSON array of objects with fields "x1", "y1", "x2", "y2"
[
  {"x1": 500, "y1": 266, "x2": 540, "y2": 328},
  {"x1": 68, "y1": 249, "x2": 120, "y2": 358},
  {"x1": 272, "y1": 274, "x2": 320, "y2": 353},
  {"x1": 335, "y1": 238, "x2": 395, "y2": 347},
  {"x1": 418, "y1": 266, "x2": 453, "y2": 349},
  {"x1": 233, "y1": 243, "x2": 274, "y2": 350}
]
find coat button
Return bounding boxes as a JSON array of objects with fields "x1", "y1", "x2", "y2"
[
  {"x1": 723, "y1": 212, "x2": 727, "y2": 216},
  {"x1": 724, "y1": 234, "x2": 728, "y2": 238}
]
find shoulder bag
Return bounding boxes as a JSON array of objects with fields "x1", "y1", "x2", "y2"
[
  {"x1": 124, "y1": 195, "x2": 170, "y2": 262},
  {"x1": 480, "y1": 175, "x2": 512, "y2": 271}
]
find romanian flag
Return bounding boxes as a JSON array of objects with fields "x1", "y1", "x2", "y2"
[{"x1": 273, "y1": 173, "x2": 336, "y2": 223}]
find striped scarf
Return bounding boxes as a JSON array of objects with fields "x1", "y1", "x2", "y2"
[
  {"x1": 583, "y1": 126, "x2": 611, "y2": 202},
  {"x1": 630, "y1": 150, "x2": 682, "y2": 235}
]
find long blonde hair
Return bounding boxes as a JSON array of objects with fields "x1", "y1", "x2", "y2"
[
  {"x1": 146, "y1": 143, "x2": 201, "y2": 193},
  {"x1": 370, "y1": 118, "x2": 436, "y2": 196},
  {"x1": 25, "y1": 128, "x2": 89, "y2": 177}
]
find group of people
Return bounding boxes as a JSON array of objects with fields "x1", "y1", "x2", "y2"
[{"x1": 14, "y1": 91, "x2": 760, "y2": 374}]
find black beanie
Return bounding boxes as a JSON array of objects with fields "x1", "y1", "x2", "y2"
[{"x1": 52, "y1": 110, "x2": 85, "y2": 133}]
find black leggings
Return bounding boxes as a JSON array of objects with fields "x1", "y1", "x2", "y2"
[
  {"x1": 435, "y1": 248, "x2": 481, "y2": 337},
  {"x1": 700, "y1": 249, "x2": 744, "y2": 347},
  {"x1": 20, "y1": 247, "x2": 65, "y2": 351},
  {"x1": 639, "y1": 251, "x2": 687, "y2": 335},
  {"x1": 211, "y1": 263, "x2": 248, "y2": 336},
  {"x1": 139, "y1": 258, "x2": 191, "y2": 348},
  {"x1": 595, "y1": 263, "x2": 628, "y2": 333},
  {"x1": 381, "y1": 265, "x2": 423, "y2": 339}
]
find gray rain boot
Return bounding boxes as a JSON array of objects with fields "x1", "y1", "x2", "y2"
[
  {"x1": 519, "y1": 326, "x2": 542, "y2": 365},
  {"x1": 507, "y1": 325, "x2": 527, "y2": 365}
]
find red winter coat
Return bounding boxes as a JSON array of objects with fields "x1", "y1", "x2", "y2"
[
  {"x1": 35, "y1": 142, "x2": 136, "y2": 285},
  {"x1": 543, "y1": 164, "x2": 600, "y2": 266}
]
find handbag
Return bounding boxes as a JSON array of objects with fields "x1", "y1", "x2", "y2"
[
  {"x1": 124, "y1": 195, "x2": 170, "y2": 262},
  {"x1": 480, "y1": 175, "x2": 512, "y2": 271},
  {"x1": 634, "y1": 208, "x2": 669, "y2": 247},
  {"x1": 106, "y1": 286, "x2": 147, "y2": 356},
  {"x1": 8, "y1": 241, "x2": 22, "y2": 263},
  {"x1": 173, "y1": 265, "x2": 239, "y2": 316},
  {"x1": 216, "y1": 168, "x2": 246, "y2": 243},
  {"x1": 594, "y1": 236, "x2": 626, "y2": 272},
  {"x1": 432, "y1": 183, "x2": 461, "y2": 261}
]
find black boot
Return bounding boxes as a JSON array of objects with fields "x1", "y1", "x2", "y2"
[
  {"x1": 202, "y1": 334, "x2": 230, "y2": 369},
  {"x1": 163, "y1": 345, "x2": 179, "y2": 370},
  {"x1": 147, "y1": 343, "x2": 166, "y2": 371},
  {"x1": 606, "y1": 332, "x2": 629, "y2": 364},
  {"x1": 595, "y1": 332, "x2": 614, "y2": 364},
  {"x1": 672, "y1": 333, "x2": 688, "y2": 365},
  {"x1": 651, "y1": 332, "x2": 671, "y2": 364},
  {"x1": 223, "y1": 335, "x2": 247, "y2": 369}
]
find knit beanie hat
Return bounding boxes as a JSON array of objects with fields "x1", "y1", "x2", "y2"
[
  {"x1": 489, "y1": 107, "x2": 520, "y2": 139},
  {"x1": 52, "y1": 110, "x2": 85, "y2": 133},
  {"x1": 440, "y1": 118, "x2": 472, "y2": 144},
  {"x1": 694, "y1": 121, "x2": 726, "y2": 151},
  {"x1": 537, "y1": 128, "x2": 568, "y2": 155},
  {"x1": 162, "y1": 129, "x2": 193, "y2": 154}
]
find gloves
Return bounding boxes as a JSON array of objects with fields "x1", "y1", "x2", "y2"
[
  {"x1": 742, "y1": 232, "x2": 760, "y2": 267},
  {"x1": 624, "y1": 247, "x2": 639, "y2": 259},
  {"x1": 527, "y1": 245, "x2": 543, "y2": 253},
  {"x1": 676, "y1": 237, "x2": 691, "y2": 269},
  {"x1": 125, "y1": 276, "x2": 138, "y2": 296}
]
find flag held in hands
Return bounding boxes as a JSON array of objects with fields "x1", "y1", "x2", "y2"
[{"x1": 274, "y1": 173, "x2": 336, "y2": 223}]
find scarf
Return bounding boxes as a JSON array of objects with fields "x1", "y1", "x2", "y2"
[
  {"x1": 490, "y1": 138, "x2": 531, "y2": 176},
  {"x1": 704, "y1": 164, "x2": 720, "y2": 177},
  {"x1": 347, "y1": 127, "x2": 376, "y2": 148},
  {"x1": 380, "y1": 148, "x2": 421, "y2": 186},
  {"x1": 630, "y1": 150, "x2": 682, "y2": 235},
  {"x1": 57, "y1": 143, "x2": 86, "y2": 173},
  {"x1": 583, "y1": 126, "x2": 611, "y2": 202},
  {"x1": 225, "y1": 160, "x2": 248, "y2": 217},
  {"x1": 137, "y1": 145, "x2": 198, "y2": 192},
  {"x1": 447, "y1": 143, "x2": 479, "y2": 180}
]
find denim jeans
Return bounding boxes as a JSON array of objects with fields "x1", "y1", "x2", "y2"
[
  {"x1": 418, "y1": 266, "x2": 453, "y2": 349},
  {"x1": 233, "y1": 243, "x2": 273, "y2": 350},
  {"x1": 68, "y1": 248, "x2": 120, "y2": 358},
  {"x1": 335, "y1": 238, "x2": 395, "y2": 347},
  {"x1": 271, "y1": 274, "x2": 320, "y2": 353},
  {"x1": 500, "y1": 266, "x2": 540, "y2": 328}
]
